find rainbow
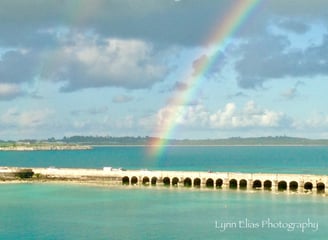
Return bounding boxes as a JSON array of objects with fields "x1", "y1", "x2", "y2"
[{"x1": 148, "y1": 0, "x2": 261, "y2": 157}]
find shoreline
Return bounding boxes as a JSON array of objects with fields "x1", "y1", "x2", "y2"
[
  {"x1": 0, "y1": 145, "x2": 92, "y2": 151},
  {"x1": 0, "y1": 144, "x2": 327, "y2": 151},
  {"x1": 93, "y1": 144, "x2": 328, "y2": 147}
]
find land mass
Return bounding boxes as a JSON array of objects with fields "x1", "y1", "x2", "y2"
[
  {"x1": 61, "y1": 135, "x2": 328, "y2": 146},
  {"x1": 0, "y1": 141, "x2": 92, "y2": 151},
  {"x1": 1, "y1": 136, "x2": 328, "y2": 150}
]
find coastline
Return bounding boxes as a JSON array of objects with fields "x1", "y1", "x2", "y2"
[
  {"x1": 80, "y1": 144, "x2": 328, "y2": 148},
  {"x1": 1, "y1": 144, "x2": 327, "y2": 151},
  {"x1": 0, "y1": 145, "x2": 92, "y2": 151}
]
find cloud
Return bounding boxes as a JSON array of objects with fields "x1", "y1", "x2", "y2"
[
  {"x1": 1, "y1": 108, "x2": 54, "y2": 128},
  {"x1": 290, "y1": 112, "x2": 328, "y2": 137},
  {"x1": 1, "y1": 0, "x2": 328, "y2": 48},
  {"x1": 171, "y1": 81, "x2": 190, "y2": 92},
  {"x1": 210, "y1": 101, "x2": 290, "y2": 129},
  {"x1": 191, "y1": 51, "x2": 227, "y2": 80},
  {"x1": 71, "y1": 106, "x2": 109, "y2": 116},
  {"x1": 234, "y1": 34, "x2": 328, "y2": 89},
  {"x1": 264, "y1": 0, "x2": 328, "y2": 18},
  {"x1": 0, "y1": 83, "x2": 24, "y2": 100},
  {"x1": 281, "y1": 81, "x2": 304, "y2": 100},
  {"x1": 281, "y1": 87, "x2": 297, "y2": 100},
  {"x1": 5, "y1": 0, "x2": 325, "y2": 48},
  {"x1": 192, "y1": 55, "x2": 209, "y2": 76},
  {"x1": 0, "y1": 33, "x2": 171, "y2": 94},
  {"x1": 276, "y1": 19, "x2": 310, "y2": 34},
  {"x1": 112, "y1": 95, "x2": 134, "y2": 103},
  {"x1": 154, "y1": 101, "x2": 291, "y2": 130},
  {"x1": 290, "y1": 111, "x2": 328, "y2": 130},
  {"x1": 0, "y1": 0, "x2": 232, "y2": 47},
  {"x1": 63, "y1": 114, "x2": 140, "y2": 137},
  {"x1": 0, "y1": 50, "x2": 39, "y2": 84},
  {"x1": 42, "y1": 35, "x2": 168, "y2": 91},
  {"x1": 0, "y1": 0, "x2": 327, "y2": 94}
]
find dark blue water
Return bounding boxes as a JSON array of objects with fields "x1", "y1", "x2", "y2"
[{"x1": 0, "y1": 146, "x2": 328, "y2": 174}]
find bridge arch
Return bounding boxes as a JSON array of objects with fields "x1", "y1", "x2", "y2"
[
  {"x1": 142, "y1": 177, "x2": 150, "y2": 185},
  {"x1": 194, "y1": 178, "x2": 201, "y2": 188},
  {"x1": 163, "y1": 177, "x2": 170, "y2": 186},
  {"x1": 239, "y1": 179, "x2": 247, "y2": 189},
  {"x1": 122, "y1": 176, "x2": 129, "y2": 185},
  {"x1": 278, "y1": 181, "x2": 287, "y2": 191},
  {"x1": 304, "y1": 182, "x2": 313, "y2": 190},
  {"x1": 317, "y1": 182, "x2": 325, "y2": 192},
  {"x1": 172, "y1": 177, "x2": 179, "y2": 186},
  {"x1": 216, "y1": 178, "x2": 223, "y2": 188},
  {"x1": 263, "y1": 180, "x2": 272, "y2": 190},
  {"x1": 206, "y1": 178, "x2": 214, "y2": 188},
  {"x1": 131, "y1": 176, "x2": 138, "y2": 185},
  {"x1": 119, "y1": 172, "x2": 326, "y2": 193},
  {"x1": 289, "y1": 181, "x2": 298, "y2": 191},
  {"x1": 151, "y1": 177, "x2": 157, "y2": 185},
  {"x1": 252, "y1": 180, "x2": 262, "y2": 189},
  {"x1": 229, "y1": 179, "x2": 238, "y2": 189},
  {"x1": 184, "y1": 178, "x2": 192, "y2": 187}
]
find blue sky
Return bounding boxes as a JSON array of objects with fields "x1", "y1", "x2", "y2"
[{"x1": 0, "y1": 0, "x2": 328, "y2": 140}]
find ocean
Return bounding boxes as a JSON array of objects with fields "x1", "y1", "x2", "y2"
[
  {"x1": 0, "y1": 146, "x2": 327, "y2": 239},
  {"x1": 1, "y1": 146, "x2": 328, "y2": 174}
]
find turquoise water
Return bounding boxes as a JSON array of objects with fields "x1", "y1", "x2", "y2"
[
  {"x1": 0, "y1": 146, "x2": 328, "y2": 174},
  {"x1": 1, "y1": 146, "x2": 328, "y2": 239},
  {"x1": 0, "y1": 184, "x2": 326, "y2": 240}
]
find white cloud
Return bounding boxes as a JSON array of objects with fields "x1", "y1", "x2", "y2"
[
  {"x1": 287, "y1": 112, "x2": 328, "y2": 138},
  {"x1": 19, "y1": 111, "x2": 47, "y2": 127},
  {"x1": 0, "y1": 83, "x2": 23, "y2": 100},
  {"x1": 209, "y1": 103, "x2": 236, "y2": 128},
  {"x1": 210, "y1": 101, "x2": 288, "y2": 128},
  {"x1": 281, "y1": 81, "x2": 304, "y2": 100},
  {"x1": 154, "y1": 101, "x2": 290, "y2": 130},
  {"x1": 303, "y1": 113, "x2": 328, "y2": 129},
  {"x1": 155, "y1": 104, "x2": 209, "y2": 128},
  {"x1": 43, "y1": 34, "x2": 168, "y2": 91}
]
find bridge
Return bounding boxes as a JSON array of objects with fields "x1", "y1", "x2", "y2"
[
  {"x1": 23, "y1": 167, "x2": 328, "y2": 193},
  {"x1": 119, "y1": 170, "x2": 327, "y2": 192}
]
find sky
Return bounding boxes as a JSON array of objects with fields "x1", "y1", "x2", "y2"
[{"x1": 0, "y1": 0, "x2": 328, "y2": 140}]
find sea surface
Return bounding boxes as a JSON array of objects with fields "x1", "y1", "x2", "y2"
[
  {"x1": 0, "y1": 145, "x2": 328, "y2": 174},
  {"x1": 0, "y1": 146, "x2": 328, "y2": 239}
]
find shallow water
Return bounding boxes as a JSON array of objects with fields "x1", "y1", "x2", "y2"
[
  {"x1": 1, "y1": 146, "x2": 327, "y2": 239},
  {"x1": 0, "y1": 184, "x2": 327, "y2": 240}
]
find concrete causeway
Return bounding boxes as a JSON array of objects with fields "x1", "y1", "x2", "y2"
[{"x1": 2, "y1": 167, "x2": 326, "y2": 193}]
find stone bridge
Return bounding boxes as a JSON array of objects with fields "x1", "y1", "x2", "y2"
[
  {"x1": 118, "y1": 170, "x2": 327, "y2": 192},
  {"x1": 4, "y1": 167, "x2": 327, "y2": 193}
]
